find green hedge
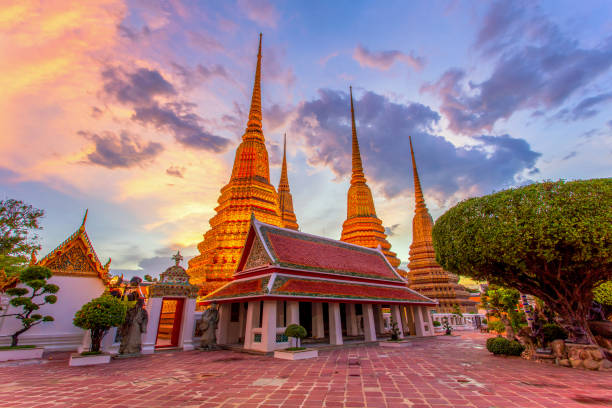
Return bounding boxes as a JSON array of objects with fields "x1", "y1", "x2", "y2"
[
  {"x1": 433, "y1": 321, "x2": 441, "y2": 327},
  {"x1": 486, "y1": 337, "x2": 524, "y2": 356}
]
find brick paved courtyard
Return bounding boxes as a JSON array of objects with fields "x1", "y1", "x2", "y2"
[{"x1": 0, "y1": 333, "x2": 610, "y2": 408}]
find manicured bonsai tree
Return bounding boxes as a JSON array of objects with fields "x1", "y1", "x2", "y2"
[
  {"x1": 2, "y1": 265, "x2": 58, "y2": 346},
  {"x1": 433, "y1": 179, "x2": 612, "y2": 344},
  {"x1": 73, "y1": 294, "x2": 127, "y2": 353},
  {"x1": 284, "y1": 324, "x2": 307, "y2": 349}
]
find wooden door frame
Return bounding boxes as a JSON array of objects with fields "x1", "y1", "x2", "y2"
[{"x1": 154, "y1": 297, "x2": 185, "y2": 349}]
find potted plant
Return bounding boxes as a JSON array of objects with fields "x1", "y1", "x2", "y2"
[
  {"x1": 274, "y1": 324, "x2": 317, "y2": 360},
  {"x1": 0, "y1": 266, "x2": 58, "y2": 361},
  {"x1": 380, "y1": 317, "x2": 413, "y2": 348},
  {"x1": 443, "y1": 317, "x2": 453, "y2": 335},
  {"x1": 70, "y1": 294, "x2": 126, "y2": 366}
]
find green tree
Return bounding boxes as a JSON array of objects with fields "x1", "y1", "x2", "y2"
[
  {"x1": 432, "y1": 179, "x2": 612, "y2": 344},
  {"x1": 2, "y1": 266, "x2": 58, "y2": 346},
  {"x1": 73, "y1": 295, "x2": 127, "y2": 352},
  {"x1": 593, "y1": 281, "x2": 612, "y2": 307},
  {"x1": 284, "y1": 324, "x2": 307, "y2": 348},
  {"x1": 484, "y1": 286, "x2": 526, "y2": 332},
  {"x1": 0, "y1": 199, "x2": 44, "y2": 275}
]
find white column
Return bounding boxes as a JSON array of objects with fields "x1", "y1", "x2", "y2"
[
  {"x1": 180, "y1": 298, "x2": 197, "y2": 351},
  {"x1": 413, "y1": 306, "x2": 426, "y2": 337},
  {"x1": 346, "y1": 303, "x2": 358, "y2": 336},
  {"x1": 216, "y1": 303, "x2": 231, "y2": 345},
  {"x1": 238, "y1": 303, "x2": 246, "y2": 341},
  {"x1": 400, "y1": 306, "x2": 409, "y2": 336},
  {"x1": 243, "y1": 301, "x2": 257, "y2": 350},
  {"x1": 142, "y1": 297, "x2": 163, "y2": 354},
  {"x1": 406, "y1": 306, "x2": 416, "y2": 336},
  {"x1": 391, "y1": 305, "x2": 404, "y2": 339},
  {"x1": 328, "y1": 303, "x2": 343, "y2": 345},
  {"x1": 261, "y1": 300, "x2": 277, "y2": 352},
  {"x1": 312, "y1": 303, "x2": 324, "y2": 338},
  {"x1": 362, "y1": 304, "x2": 377, "y2": 342},
  {"x1": 373, "y1": 305, "x2": 385, "y2": 334},
  {"x1": 287, "y1": 301, "x2": 299, "y2": 325},
  {"x1": 423, "y1": 307, "x2": 434, "y2": 336}
]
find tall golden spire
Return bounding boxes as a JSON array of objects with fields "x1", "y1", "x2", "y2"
[
  {"x1": 188, "y1": 34, "x2": 282, "y2": 294},
  {"x1": 350, "y1": 86, "x2": 366, "y2": 184},
  {"x1": 245, "y1": 33, "x2": 263, "y2": 139},
  {"x1": 279, "y1": 134, "x2": 289, "y2": 190},
  {"x1": 341, "y1": 86, "x2": 401, "y2": 268},
  {"x1": 409, "y1": 136, "x2": 426, "y2": 210},
  {"x1": 407, "y1": 137, "x2": 476, "y2": 314},
  {"x1": 278, "y1": 133, "x2": 299, "y2": 230}
]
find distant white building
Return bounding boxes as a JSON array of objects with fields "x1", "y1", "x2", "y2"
[{"x1": 0, "y1": 211, "x2": 110, "y2": 351}]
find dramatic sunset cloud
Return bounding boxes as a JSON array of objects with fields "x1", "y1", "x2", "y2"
[{"x1": 1, "y1": 0, "x2": 610, "y2": 278}]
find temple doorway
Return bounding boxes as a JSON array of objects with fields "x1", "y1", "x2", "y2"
[
  {"x1": 299, "y1": 302, "x2": 312, "y2": 337},
  {"x1": 155, "y1": 298, "x2": 185, "y2": 348}
]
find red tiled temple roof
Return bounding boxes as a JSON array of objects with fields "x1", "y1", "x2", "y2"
[
  {"x1": 271, "y1": 276, "x2": 434, "y2": 304},
  {"x1": 245, "y1": 219, "x2": 405, "y2": 282},
  {"x1": 204, "y1": 274, "x2": 435, "y2": 305}
]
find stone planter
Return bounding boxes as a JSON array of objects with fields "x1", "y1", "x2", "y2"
[
  {"x1": 69, "y1": 353, "x2": 111, "y2": 366},
  {"x1": 274, "y1": 349, "x2": 318, "y2": 360},
  {"x1": 0, "y1": 346, "x2": 44, "y2": 362},
  {"x1": 379, "y1": 340, "x2": 412, "y2": 348}
]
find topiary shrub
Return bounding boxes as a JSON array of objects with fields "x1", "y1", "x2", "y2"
[
  {"x1": 487, "y1": 337, "x2": 510, "y2": 354},
  {"x1": 482, "y1": 318, "x2": 488, "y2": 325},
  {"x1": 486, "y1": 336, "x2": 524, "y2": 356},
  {"x1": 507, "y1": 340, "x2": 525, "y2": 356},
  {"x1": 284, "y1": 324, "x2": 307, "y2": 349},
  {"x1": 433, "y1": 320, "x2": 441, "y2": 327},
  {"x1": 542, "y1": 323, "x2": 568, "y2": 344},
  {"x1": 73, "y1": 295, "x2": 127, "y2": 353}
]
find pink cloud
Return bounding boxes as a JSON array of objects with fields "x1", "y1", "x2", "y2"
[
  {"x1": 236, "y1": 0, "x2": 279, "y2": 28},
  {"x1": 353, "y1": 44, "x2": 425, "y2": 71}
]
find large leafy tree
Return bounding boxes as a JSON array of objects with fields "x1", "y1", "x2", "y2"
[
  {"x1": 0, "y1": 199, "x2": 44, "y2": 275},
  {"x1": 432, "y1": 179, "x2": 611, "y2": 344},
  {"x1": 2, "y1": 266, "x2": 59, "y2": 346}
]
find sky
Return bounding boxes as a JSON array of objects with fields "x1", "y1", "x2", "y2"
[{"x1": 1, "y1": 0, "x2": 611, "y2": 278}]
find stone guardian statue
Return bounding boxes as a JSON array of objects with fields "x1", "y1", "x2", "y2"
[
  {"x1": 119, "y1": 298, "x2": 148, "y2": 355},
  {"x1": 198, "y1": 303, "x2": 219, "y2": 350}
]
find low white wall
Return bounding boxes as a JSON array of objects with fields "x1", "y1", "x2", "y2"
[{"x1": 0, "y1": 275, "x2": 106, "y2": 351}]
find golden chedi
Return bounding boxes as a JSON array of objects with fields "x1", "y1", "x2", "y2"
[
  {"x1": 277, "y1": 134, "x2": 299, "y2": 230},
  {"x1": 187, "y1": 34, "x2": 282, "y2": 294},
  {"x1": 340, "y1": 87, "x2": 401, "y2": 268},
  {"x1": 406, "y1": 136, "x2": 476, "y2": 313}
]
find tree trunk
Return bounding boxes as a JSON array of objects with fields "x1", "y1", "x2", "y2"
[
  {"x1": 10, "y1": 325, "x2": 32, "y2": 347},
  {"x1": 90, "y1": 328, "x2": 107, "y2": 352},
  {"x1": 562, "y1": 308, "x2": 596, "y2": 344}
]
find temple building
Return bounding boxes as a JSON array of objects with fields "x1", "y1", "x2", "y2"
[
  {"x1": 406, "y1": 137, "x2": 476, "y2": 314},
  {"x1": 0, "y1": 211, "x2": 111, "y2": 350},
  {"x1": 203, "y1": 216, "x2": 436, "y2": 352},
  {"x1": 187, "y1": 34, "x2": 283, "y2": 294},
  {"x1": 277, "y1": 134, "x2": 299, "y2": 230},
  {"x1": 340, "y1": 87, "x2": 401, "y2": 269}
]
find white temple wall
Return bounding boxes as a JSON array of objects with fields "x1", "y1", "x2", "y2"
[{"x1": 0, "y1": 275, "x2": 106, "y2": 351}]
